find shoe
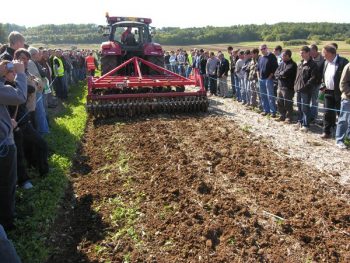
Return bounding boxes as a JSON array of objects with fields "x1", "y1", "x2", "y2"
[
  {"x1": 320, "y1": 133, "x2": 331, "y2": 139},
  {"x1": 300, "y1": 126, "x2": 309, "y2": 133},
  {"x1": 22, "y1": 181, "x2": 33, "y2": 190},
  {"x1": 271, "y1": 114, "x2": 278, "y2": 118},
  {"x1": 276, "y1": 116, "x2": 285, "y2": 122},
  {"x1": 261, "y1": 112, "x2": 268, "y2": 116},
  {"x1": 284, "y1": 118, "x2": 292, "y2": 124},
  {"x1": 336, "y1": 142, "x2": 347, "y2": 149},
  {"x1": 294, "y1": 122, "x2": 302, "y2": 130}
]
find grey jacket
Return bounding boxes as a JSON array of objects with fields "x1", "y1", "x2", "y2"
[
  {"x1": 0, "y1": 73, "x2": 27, "y2": 146},
  {"x1": 340, "y1": 63, "x2": 350, "y2": 99}
]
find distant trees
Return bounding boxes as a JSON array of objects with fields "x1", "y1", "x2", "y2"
[{"x1": 1, "y1": 22, "x2": 350, "y2": 46}]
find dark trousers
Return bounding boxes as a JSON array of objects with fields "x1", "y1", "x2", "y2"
[
  {"x1": 209, "y1": 74, "x2": 217, "y2": 95},
  {"x1": 0, "y1": 144, "x2": 17, "y2": 229},
  {"x1": 22, "y1": 122, "x2": 49, "y2": 176},
  {"x1": 53, "y1": 76, "x2": 68, "y2": 99},
  {"x1": 323, "y1": 90, "x2": 341, "y2": 135},
  {"x1": 277, "y1": 88, "x2": 294, "y2": 119},
  {"x1": 87, "y1": 69, "x2": 95, "y2": 77},
  {"x1": 14, "y1": 129, "x2": 30, "y2": 186}
]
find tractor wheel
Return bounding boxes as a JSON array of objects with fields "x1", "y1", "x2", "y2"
[
  {"x1": 101, "y1": 55, "x2": 121, "y2": 75},
  {"x1": 146, "y1": 56, "x2": 165, "y2": 75}
]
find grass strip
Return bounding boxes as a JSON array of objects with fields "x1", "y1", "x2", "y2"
[{"x1": 9, "y1": 81, "x2": 87, "y2": 263}]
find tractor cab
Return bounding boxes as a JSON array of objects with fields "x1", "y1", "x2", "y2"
[{"x1": 110, "y1": 22, "x2": 151, "y2": 54}]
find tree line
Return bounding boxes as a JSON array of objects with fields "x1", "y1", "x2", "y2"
[{"x1": 1, "y1": 22, "x2": 350, "y2": 46}]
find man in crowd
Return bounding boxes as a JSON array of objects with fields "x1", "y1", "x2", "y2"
[
  {"x1": 248, "y1": 48, "x2": 260, "y2": 109},
  {"x1": 274, "y1": 49, "x2": 297, "y2": 123},
  {"x1": 257, "y1": 44, "x2": 278, "y2": 117},
  {"x1": 235, "y1": 50, "x2": 245, "y2": 102},
  {"x1": 85, "y1": 52, "x2": 98, "y2": 77},
  {"x1": 335, "y1": 62, "x2": 350, "y2": 149},
  {"x1": 206, "y1": 52, "x2": 219, "y2": 96},
  {"x1": 52, "y1": 49, "x2": 68, "y2": 99},
  {"x1": 0, "y1": 60, "x2": 27, "y2": 231},
  {"x1": 320, "y1": 44, "x2": 349, "y2": 138},
  {"x1": 217, "y1": 53, "x2": 230, "y2": 98},
  {"x1": 0, "y1": 31, "x2": 25, "y2": 61},
  {"x1": 294, "y1": 46, "x2": 319, "y2": 132},
  {"x1": 309, "y1": 44, "x2": 324, "y2": 122}
]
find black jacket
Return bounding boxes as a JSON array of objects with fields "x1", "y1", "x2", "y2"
[
  {"x1": 199, "y1": 56, "x2": 207, "y2": 75},
  {"x1": 218, "y1": 58, "x2": 229, "y2": 77},
  {"x1": 274, "y1": 59, "x2": 297, "y2": 90},
  {"x1": 321, "y1": 55, "x2": 349, "y2": 100},
  {"x1": 294, "y1": 58, "x2": 319, "y2": 93},
  {"x1": 0, "y1": 45, "x2": 15, "y2": 61}
]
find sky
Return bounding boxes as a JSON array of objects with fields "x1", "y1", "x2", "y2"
[{"x1": 1, "y1": 0, "x2": 349, "y2": 28}]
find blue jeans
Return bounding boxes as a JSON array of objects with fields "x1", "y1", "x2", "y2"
[
  {"x1": 0, "y1": 224, "x2": 21, "y2": 262},
  {"x1": 235, "y1": 76, "x2": 242, "y2": 102},
  {"x1": 297, "y1": 92, "x2": 312, "y2": 127},
  {"x1": 185, "y1": 66, "x2": 192, "y2": 78},
  {"x1": 259, "y1": 79, "x2": 276, "y2": 114},
  {"x1": 35, "y1": 92, "x2": 49, "y2": 135},
  {"x1": 230, "y1": 73, "x2": 236, "y2": 96},
  {"x1": 240, "y1": 77, "x2": 247, "y2": 103},
  {"x1": 310, "y1": 84, "x2": 320, "y2": 120},
  {"x1": 335, "y1": 99, "x2": 350, "y2": 143}
]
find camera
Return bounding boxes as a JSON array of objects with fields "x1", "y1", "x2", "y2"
[{"x1": 6, "y1": 62, "x2": 14, "y2": 71}]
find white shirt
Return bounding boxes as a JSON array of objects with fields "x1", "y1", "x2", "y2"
[{"x1": 324, "y1": 55, "x2": 338, "y2": 90}]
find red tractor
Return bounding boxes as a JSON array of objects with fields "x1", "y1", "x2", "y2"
[
  {"x1": 100, "y1": 14, "x2": 164, "y2": 75},
  {"x1": 86, "y1": 14, "x2": 208, "y2": 118}
]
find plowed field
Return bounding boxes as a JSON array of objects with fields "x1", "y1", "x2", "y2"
[{"x1": 48, "y1": 115, "x2": 350, "y2": 263}]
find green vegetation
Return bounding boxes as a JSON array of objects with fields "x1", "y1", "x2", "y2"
[
  {"x1": 9, "y1": 82, "x2": 87, "y2": 262},
  {"x1": 1, "y1": 22, "x2": 350, "y2": 46}
]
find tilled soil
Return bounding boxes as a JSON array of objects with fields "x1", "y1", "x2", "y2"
[{"x1": 48, "y1": 115, "x2": 350, "y2": 263}]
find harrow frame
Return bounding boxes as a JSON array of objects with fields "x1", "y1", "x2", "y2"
[{"x1": 86, "y1": 57, "x2": 208, "y2": 117}]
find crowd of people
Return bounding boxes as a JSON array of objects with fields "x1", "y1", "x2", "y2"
[
  {"x1": 0, "y1": 30, "x2": 100, "y2": 248},
  {"x1": 165, "y1": 43, "x2": 350, "y2": 149},
  {"x1": 1, "y1": 29, "x2": 350, "y2": 260}
]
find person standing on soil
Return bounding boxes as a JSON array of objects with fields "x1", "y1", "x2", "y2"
[
  {"x1": 206, "y1": 52, "x2": 220, "y2": 96},
  {"x1": 274, "y1": 49, "x2": 297, "y2": 123},
  {"x1": 319, "y1": 44, "x2": 349, "y2": 139},
  {"x1": 200, "y1": 50, "x2": 209, "y2": 91},
  {"x1": 335, "y1": 62, "x2": 350, "y2": 149},
  {"x1": 257, "y1": 44, "x2": 278, "y2": 117},
  {"x1": 0, "y1": 60, "x2": 27, "y2": 231},
  {"x1": 294, "y1": 46, "x2": 319, "y2": 132},
  {"x1": 248, "y1": 48, "x2": 261, "y2": 109},
  {"x1": 217, "y1": 53, "x2": 229, "y2": 98},
  {"x1": 309, "y1": 44, "x2": 324, "y2": 122},
  {"x1": 235, "y1": 50, "x2": 245, "y2": 102}
]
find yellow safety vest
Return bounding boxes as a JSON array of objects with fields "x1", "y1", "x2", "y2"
[{"x1": 53, "y1": 56, "x2": 64, "y2": 77}]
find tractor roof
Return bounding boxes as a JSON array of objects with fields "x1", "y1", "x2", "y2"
[
  {"x1": 106, "y1": 13, "x2": 152, "y2": 25},
  {"x1": 112, "y1": 21, "x2": 148, "y2": 28}
]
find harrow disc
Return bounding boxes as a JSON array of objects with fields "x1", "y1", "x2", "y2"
[{"x1": 86, "y1": 96, "x2": 208, "y2": 118}]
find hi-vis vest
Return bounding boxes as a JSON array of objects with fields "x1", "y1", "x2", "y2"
[
  {"x1": 86, "y1": 56, "x2": 96, "y2": 70},
  {"x1": 53, "y1": 56, "x2": 64, "y2": 77}
]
